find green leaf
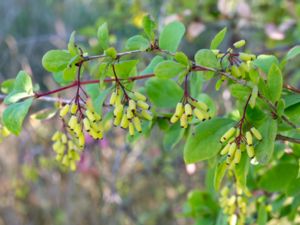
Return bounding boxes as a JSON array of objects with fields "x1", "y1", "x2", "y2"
[
  {"x1": 42, "y1": 50, "x2": 73, "y2": 72},
  {"x1": 85, "y1": 84, "x2": 111, "y2": 115},
  {"x1": 253, "y1": 55, "x2": 279, "y2": 74},
  {"x1": 175, "y1": 51, "x2": 189, "y2": 65},
  {"x1": 67, "y1": 31, "x2": 77, "y2": 56},
  {"x1": 4, "y1": 71, "x2": 33, "y2": 104},
  {"x1": 255, "y1": 118, "x2": 277, "y2": 164},
  {"x1": 259, "y1": 163, "x2": 298, "y2": 192},
  {"x1": 3, "y1": 98, "x2": 33, "y2": 135},
  {"x1": 142, "y1": 15, "x2": 156, "y2": 41},
  {"x1": 283, "y1": 94, "x2": 300, "y2": 108},
  {"x1": 257, "y1": 202, "x2": 268, "y2": 225},
  {"x1": 229, "y1": 84, "x2": 251, "y2": 100},
  {"x1": 286, "y1": 178, "x2": 300, "y2": 196},
  {"x1": 154, "y1": 60, "x2": 187, "y2": 79},
  {"x1": 214, "y1": 159, "x2": 227, "y2": 191},
  {"x1": 234, "y1": 153, "x2": 250, "y2": 193},
  {"x1": 266, "y1": 64, "x2": 282, "y2": 103},
  {"x1": 286, "y1": 45, "x2": 300, "y2": 60},
  {"x1": 97, "y1": 22, "x2": 109, "y2": 50},
  {"x1": 159, "y1": 21, "x2": 185, "y2": 52},
  {"x1": 145, "y1": 77, "x2": 183, "y2": 108},
  {"x1": 184, "y1": 118, "x2": 235, "y2": 163},
  {"x1": 141, "y1": 56, "x2": 164, "y2": 75},
  {"x1": 1, "y1": 79, "x2": 15, "y2": 94},
  {"x1": 249, "y1": 85, "x2": 258, "y2": 108},
  {"x1": 104, "y1": 47, "x2": 117, "y2": 59},
  {"x1": 126, "y1": 35, "x2": 150, "y2": 51},
  {"x1": 63, "y1": 65, "x2": 76, "y2": 82},
  {"x1": 210, "y1": 27, "x2": 227, "y2": 49},
  {"x1": 99, "y1": 60, "x2": 138, "y2": 79},
  {"x1": 163, "y1": 123, "x2": 185, "y2": 151},
  {"x1": 30, "y1": 108, "x2": 57, "y2": 120},
  {"x1": 194, "y1": 49, "x2": 219, "y2": 79}
]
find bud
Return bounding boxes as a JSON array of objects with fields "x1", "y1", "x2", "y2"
[{"x1": 233, "y1": 40, "x2": 246, "y2": 48}]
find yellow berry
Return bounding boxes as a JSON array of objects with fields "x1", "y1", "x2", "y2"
[
  {"x1": 184, "y1": 103, "x2": 192, "y2": 117},
  {"x1": 246, "y1": 145, "x2": 255, "y2": 158},
  {"x1": 180, "y1": 113, "x2": 188, "y2": 128},
  {"x1": 220, "y1": 142, "x2": 231, "y2": 155},
  {"x1": 231, "y1": 65, "x2": 241, "y2": 78},
  {"x1": 246, "y1": 131, "x2": 253, "y2": 146},
  {"x1": 133, "y1": 117, "x2": 142, "y2": 133},
  {"x1": 109, "y1": 91, "x2": 117, "y2": 105},
  {"x1": 170, "y1": 115, "x2": 179, "y2": 124},
  {"x1": 234, "y1": 149, "x2": 242, "y2": 164},
  {"x1": 86, "y1": 110, "x2": 96, "y2": 122},
  {"x1": 250, "y1": 127, "x2": 262, "y2": 141},
  {"x1": 141, "y1": 110, "x2": 153, "y2": 121},
  {"x1": 128, "y1": 99, "x2": 136, "y2": 112},
  {"x1": 220, "y1": 127, "x2": 236, "y2": 143},
  {"x1": 129, "y1": 122, "x2": 135, "y2": 136},
  {"x1": 233, "y1": 40, "x2": 246, "y2": 48},
  {"x1": 120, "y1": 114, "x2": 129, "y2": 129},
  {"x1": 59, "y1": 104, "x2": 70, "y2": 118},
  {"x1": 193, "y1": 108, "x2": 205, "y2": 121},
  {"x1": 137, "y1": 100, "x2": 150, "y2": 110},
  {"x1": 83, "y1": 118, "x2": 91, "y2": 132},
  {"x1": 174, "y1": 102, "x2": 184, "y2": 117},
  {"x1": 70, "y1": 103, "x2": 78, "y2": 115},
  {"x1": 133, "y1": 91, "x2": 147, "y2": 101}
]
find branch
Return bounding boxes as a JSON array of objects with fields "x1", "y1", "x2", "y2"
[
  {"x1": 276, "y1": 134, "x2": 300, "y2": 144},
  {"x1": 283, "y1": 84, "x2": 300, "y2": 94}
]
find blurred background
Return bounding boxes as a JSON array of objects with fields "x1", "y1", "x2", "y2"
[{"x1": 0, "y1": 0, "x2": 300, "y2": 224}]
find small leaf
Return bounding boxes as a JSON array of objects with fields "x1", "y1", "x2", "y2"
[
  {"x1": 255, "y1": 118, "x2": 277, "y2": 164},
  {"x1": 3, "y1": 98, "x2": 33, "y2": 135},
  {"x1": 210, "y1": 27, "x2": 227, "y2": 49},
  {"x1": 267, "y1": 64, "x2": 282, "y2": 103},
  {"x1": 4, "y1": 71, "x2": 33, "y2": 104},
  {"x1": 174, "y1": 51, "x2": 189, "y2": 65},
  {"x1": 42, "y1": 50, "x2": 73, "y2": 72},
  {"x1": 63, "y1": 65, "x2": 77, "y2": 82},
  {"x1": 85, "y1": 84, "x2": 111, "y2": 115},
  {"x1": 154, "y1": 60, "x2": 187, "y2": 79},
  {"x1": 1, "y1": 79, "x2": 15, "y2": 94},
  {"x1": 214, "y1": 159, "x2": 227, "y2": 191},
  {"x1": 253, "y1": 54, "x2": 279, "y2": 74},
  {"x1": 30, "y1": 108, "x2": 57, "y2": 120},
  {"x1": 126, "y1": 35, "x2": 150, "y2": 51},
  {"x1": 184, "y1": 118, "x2": 235, "y2": 163},
  {"x1": 97, "y1": 22, "x2": 109, "y2": 50},
  {"x1": 163, "y1": 123, "x2": 185, "y2": 151},
  {"x1": 145, "y1": 77, "x2": 183, "y2": 108},
  {"x1": 194, "y1": 49, "x2": 219, "y2": 79},
  {"x1": 67, "y1": 31, "x2": 77, "y2": 56},
  {"x1": 104, "y1": 47, "x2": 117, "y2": 59},
  {"x1": 229, "y1": 84, "x2": 251, "y2": 100},
  {"x1": 234, "y1": 153, "x2": 250, "y2": 193},
  {"x1": 98, "y1": 60, "x2": 138, "y2": 79},
  {"x1": 257, "y1": 202, "x2": 268, "y2": 225},
  {"x1": 159, "y1": 21, "x2": 185, "y2": 52},
  {"x1": 141, "y1": 56, "x2": 164, "y2": 75},
  {"x1": 259, "y1": 163, "x2": 298, "y2": 192},
  {"x1": 142, "y1": 15, "x2": 156, "y2": 41},
  {"x1": 286, "y1": 45, "x2": 300, "y2": 60}
]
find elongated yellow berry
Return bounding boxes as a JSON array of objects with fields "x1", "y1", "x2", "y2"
[
  {"x1": 62, "y1": 155, "x2": 70, "y2": 166},
  {"x1": 78, "y1": 134, "x2": 85, "y2": 149},
  {"x1": 234, "y1": 149, "x2": 242, "y2": 164},
  {"x1": 59, "y1": 104, "x2": 70, "y2": 117},
  {"x1": 133, "y1": 117, "x2": 142, "y2": 133},
  {"x1": 180, "y1": 113, "x2": 188, "y2": 128},
  {"x1": 114, "y1": 104, "x2": 124, "y2": 117},
  {"x1": 246, "y1": 145, "x2": 255, "y2": 158},
  {"x1": 69, "y1": 161, "x2": 77, "y2": 171},
  {"x1": 68, "y1": 140, "x2": 74, "y2": 149},
  {"x1": 55, "y1": 154, "x2": 63, "y2": 161},
  {"x1": 231, "y1": 65, "x2": 241, "y2": 78},
  {"x1": 133, "y1": 91, "x2": 147, "y2": 101},
  {"x1": 83, "y1": 118, "x2": 91, "y2": 132},
  {"x1": 174, "y1": 103, "x2": 184, "y2": 117},
  {"x1": 93, "y1": 112, "x2": 102, "y2": 121},
  {"x1": 141, "y1": 110, "x2": 153, "y2": 121},
  {"x1": 220, "y1": 142, "x2": 231, "y2": 155},
  {"x1": 246, "y1": 131, "x2": 253, "y2": 146},
  {"x1": 126, "y1": 108, "x2": 134, "y2": 120},
  {"x1": 109, "y1": 91, "x2": 117, "y2": 105},
  {"x1": 250, "y1": 127, "x2": 262, "y2": 141},
  {"x1": 86, "y1": 110, "x2": 96, "y2": 122},
  {"x1": 68, "y1": 116, "x2": 78, "y2": 129},
  {"x1": 70, "y1": 103, "x2": 78, "y2": 115},
  {"x1": 128, "y1": 99, "x2": 136, "y2": 112},
  {"x1": 233, "y1": 40, "x2": 246, "y2": 48},
  {"x1": 120, "y1": 114, "x2": 129, "y2": 129},
  {"x1": 184, "y1": 103, "x2": 192, "y2": 117},
  {"x1": 220, "y1": 127, "x2": 236, "y2": 143},
  {"x1": 95, "y1": 131, "x2": 103, "y2": 140},
  {"x1": 228, "y1": 142, "x2": 237, "y2": 158},
  {"x1": 194, "y1": 108, "x2": 205, "y2": 121},
  {"x1": 61, "y1": 134, "x2": 67, "y2": 143},
  {"x1": 170, "y1": 115, "x2": 179, "y2": 123},
  {"x1": 239, "y1": 62, "x2": 249, "y2": 73},
  {"x1": 239, "y1": 53, "x2": 256, "y2": 61},
  {"x1": 113, "y1": 114, "x2": 122, "y2": 127},
  {"x1": 137, "y1": 100, "x2": 150, "y2": 110},
  {"x1": 189, "y1": 99, "x2": 208, "y2": 112},
  {"x1": 52, "y1": 131, "x2": 61, "y2": 141},
  {"x1": 129, "y1": 122, "x2": 135, "y2": 136}
]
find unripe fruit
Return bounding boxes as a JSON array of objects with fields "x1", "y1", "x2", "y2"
[
  {"x1": 246, "y1": 145, "x2": 255, "y2": 158},
  {"x1": 133, "y1": 91, "x2": 147, "y2": 101},
  {"x1": 180, "y1": 113, "x2": 188, "y2": 128},
  {"x1": 70, "y1": 103, "x2": 78, "y2": 115},
  {"x1": 141, "y1": 110, "x2": 153, "y2": 121},
  {"x1": 68, "y1": 116, "x2": 78, "y2": 129},
  {"x1": 184, "y1": 103, "x2": 192, "y2": 117},
  {"x1": 137, "y1": 100, "x2": 150, "y2": 110},
  {"x1": 234, "y1": 149, "x2": 241, "y2": 164},
  {"x1": 220, "y1": 142, "x2": 231, "y2": 155},
  {"x1": 245, "y1": 131, "x2": 253, "y2": 146},
  {"x1": 174, "y1": 102, "x2": 184, "y2": 117},
  {"x1": 83, "y1": 118, "x2": 91, "y2": 132},
  {"x1": 128, "y1": 99, "x2": 136, "y2": 112},
  {"x1": 220, "y1": 127, "x2": 236, "y2": 143},
  {"x1": 233, "y1": 40, "x2": 246, "y2": 48},
  {"x1": 109, "y1": 91, "x2": 117, "y2": 105},
  {"x1": 120, "y1": 114, "x2": 129, "y2": 129},
  {"x1": 228, "y1": 142, "x2": 237, "y2": 158},
  {"x1": 86, "y1": 110, "x2": 96, "y2": 122},
  {"x1": 170, "y1": 115, "x2": 179, "y2": 123},
  {"x1": 59, "y1": 104, "x2": 70, "y2": 118},
  {"x1": 250, "y1": 127, "x2": 262, "y2": 140},
  {"x1": 194, "y1": 108, "x2": 205, "y2": 121},
  {"x1": 126, "y1": 108, "x2": 134, "y2": 119},
  {"x1": 239, "y1": 53, "x2": 256, "y2": 61},
  {"x1": 231, "y1": 65, "x2": 241, "y2": 78},
  {"x1": 133, "y1": 117, "x2": 142, "y2": 133},
  {"x1": 129, "y1": 122, "x2": 135, "y2": 136}
]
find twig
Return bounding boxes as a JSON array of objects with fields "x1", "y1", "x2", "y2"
[
  {"x1": 283, "y1": 84, "x2": 300, "y2": 94},
  {"x1": 276, "y1": 134, "x2": 300, "y2": 144}
]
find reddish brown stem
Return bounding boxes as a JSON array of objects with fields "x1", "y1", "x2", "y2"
[{"x1": 283, "y1": 84, "x2": 300, "y2": 94}]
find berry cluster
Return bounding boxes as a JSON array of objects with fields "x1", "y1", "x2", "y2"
[
  {"x1": 220, "y1": 186, "x2": 247, "y2": 225},
  {"x1": 170, "y1": 98, "x2": 211, "y2": 128},
  {"x1": 219, "y1": 126, "x2": 262, "y2": 165},
  {"x1": 110, "y1": 88, "x2": 152, "y2": 136}
]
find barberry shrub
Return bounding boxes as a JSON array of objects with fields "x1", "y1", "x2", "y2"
[{"x1": 1, "y1": 15, "x2": 300, "y2": 224}]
